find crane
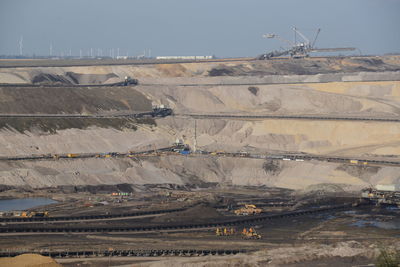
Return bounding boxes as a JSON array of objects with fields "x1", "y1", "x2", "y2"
[
  {"x1": 262, "y1": 34, "x2": 294, "y2": 47},
  {"x1": 258, "y1": 27, "x2": 356, "y2": 60}
]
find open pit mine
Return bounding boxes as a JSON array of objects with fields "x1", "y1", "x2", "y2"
[{"x1": 0, "y1": 56, "x2": 399, "y2": 266}]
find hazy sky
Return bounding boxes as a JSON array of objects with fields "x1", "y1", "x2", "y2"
[{"x1": 1, "y1": 0, "x2": 399, "y2": 57}]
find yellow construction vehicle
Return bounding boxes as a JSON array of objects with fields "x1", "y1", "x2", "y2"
[
  {"x1": 21, "y1": 211, "x2": 31, "y2": 218},
  {"x1": 242, "y1": 227, "x2": 261, "y2": 239},
  {"x1": 234, "y1": 204, "x2": 262, "y2": 216},
  {"x1": 21, "y1": 211, "x2": 49, "y2": 218},
  {"x1": 216, "y1": 227, "x2": 222, "y2": 236},
  {"x1": 215, "y1": 227, "x2": 235, "y2": 236}
]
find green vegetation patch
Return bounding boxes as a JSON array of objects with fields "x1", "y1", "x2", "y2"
[{"x1": 376, "y1": 247, "x2": 400, "y2": 267}]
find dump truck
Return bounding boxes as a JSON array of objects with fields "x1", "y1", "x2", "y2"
[
  {"x1": 67, "y1": 153, "x2": 79, "y2": 158},
  {"x1": 234, "y1": 204, "x2": 262, "y2": 216}
]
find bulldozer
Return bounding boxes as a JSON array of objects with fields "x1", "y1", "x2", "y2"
[
  {"x1": 242, "y1": 227, "x2": 261, "y2": 239},
  {"x1": 234, "y1": 204, "x2": 262, "y2": 216}
]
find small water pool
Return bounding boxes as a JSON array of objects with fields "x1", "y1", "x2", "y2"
[
  {"x1": 350, "y1": 219, "x2": 400, "y2": 230},
  {"x1": 0, "y1": 198, "x2": 57, "y2": 211}
]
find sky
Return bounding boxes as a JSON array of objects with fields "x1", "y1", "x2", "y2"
[{"x1": 0, "y1": 0, "x2": 399, "y2": 58}]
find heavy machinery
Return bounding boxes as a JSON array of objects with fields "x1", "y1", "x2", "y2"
[
  {"x1": 172, "y1": 140, "x2": 191, "y2": 155},
  {"x1": 361, "y1": 184, "x2": 400, "y2": 206},
  {"x1": 234, "y1": 204, "x2": 262, "y2": 216},
  {"x1": 215, "y1": 227, "x2": 235, "y2": 236},
  {"x1": 258, "y1": 27, "x2": 356, "y2": 59},
  {"x1": 123, "y1": 76, "x2": 138, "y2": 86},
  {"x1": 151, "y1": 105, "x2": 173, "y2": 117},
  {"x1": 21, "y1": 211, "x2": 49, "y2": 218},
  {"x1": 32, "y1": 211, "x2": 49, "y2": 217},
  {"x1": 176, "y1": 145, "x2": 190, "y2": 155},
  {"x1": 241, "y1": 227, "x2": 262, "y2": 239}
]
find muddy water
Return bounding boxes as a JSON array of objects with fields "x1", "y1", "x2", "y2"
[
  {"x1": 351, "y1": 219, "x2": 400, "y2": 230},
  {"x1": 0, "y1": 198, "x2": 57, "y2": 211}
]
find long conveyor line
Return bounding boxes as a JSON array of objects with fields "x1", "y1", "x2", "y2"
[
  {"x1": 177, "y1": 113, "x2": 400, "y2": 122},
  {"x1": 1, "y1": 147, "x2": 400, "y2": 167},
  {"x1": 0, "y1": 206, "x2": 191, "y2": 223},
  {"x1": 0, "y1": 203, "x2": 358, "y2": 234},
  {"x1": 0, "y1": 249, "x2": 247, "y2": 258}
]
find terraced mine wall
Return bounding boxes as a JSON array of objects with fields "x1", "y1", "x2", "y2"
[
  {"x1": 0, "y1": 55, "x2": 399, "y2": 84},
  {"x1": 0, "y1": 56, "x2": 399, "y2": 190}
]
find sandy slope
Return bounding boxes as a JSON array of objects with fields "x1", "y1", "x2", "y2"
[
  {"x1": 0, "y1": 57, "x2": 399, "y2": 189},
  {"x1": 135, "y1": 80, "x2": 400, "y2": 116},
  {"x1": 1, "y1": 155, "x2": 399, "y2": 189},
  {"x1": 0, "y1": 254, "x2": 62, "y2": 267}
]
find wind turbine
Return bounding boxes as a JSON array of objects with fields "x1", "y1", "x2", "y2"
[{"x1": 19, "y1": 36, "x2": 23, "y2": 56}]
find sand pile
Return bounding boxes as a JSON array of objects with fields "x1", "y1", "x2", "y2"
[{"x1": 0, "y1": 254, "x2": 62, "y2": 267}]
